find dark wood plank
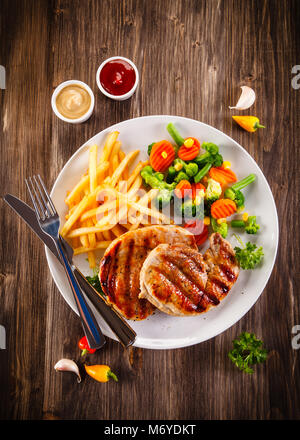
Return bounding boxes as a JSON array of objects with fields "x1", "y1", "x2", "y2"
[{"x1": 0, "y1": 0, "x2": 299, "y2": 420}]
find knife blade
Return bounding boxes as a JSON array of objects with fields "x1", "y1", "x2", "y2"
[{"x1": 3, "y1": 194, "x2": 136, "y2": 348}]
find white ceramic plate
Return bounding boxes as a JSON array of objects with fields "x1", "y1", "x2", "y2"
[{"x1": 46, "y1": 115, "x2": 279, "y2": 349}]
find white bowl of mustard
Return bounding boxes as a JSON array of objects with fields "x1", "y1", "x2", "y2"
[{"x1": 51, "y1": 80, "x2": 94, "y2": 124}]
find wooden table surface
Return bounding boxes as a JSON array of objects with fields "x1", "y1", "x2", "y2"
[{"x1": 0, "y1": 0, "x2": 299, "y2": 421}]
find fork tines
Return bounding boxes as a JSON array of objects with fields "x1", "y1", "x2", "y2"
[{"x1": 25, "y1": 175, "x2": 56, "y2": 221}]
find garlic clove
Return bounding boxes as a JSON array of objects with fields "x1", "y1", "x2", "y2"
[
  {"x1": 229, "y1": 86, "x2": 256, "y2": 110},
  {"x1": 54, "y1": 358, "x2": 81, "y2": 383}
]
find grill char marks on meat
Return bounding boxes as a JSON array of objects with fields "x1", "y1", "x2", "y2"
[
  {"x1": 99, "y1": 225, "x2": 198, "y2": 320},
  {"x1": 203, "y1": 233, "x2": 240, "y2": 302},
  {"x1": 139, "y1": 233, "x2": 240, "y2": 316}
]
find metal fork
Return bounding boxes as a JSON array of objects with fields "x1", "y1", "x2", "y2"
[{"x1": 25, "y1": 175, "x2": 106, "y2": 350}]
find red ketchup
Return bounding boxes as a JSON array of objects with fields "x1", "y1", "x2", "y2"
[{"x1": 100, "y1": 59, "x2": 136, "y2": 96}]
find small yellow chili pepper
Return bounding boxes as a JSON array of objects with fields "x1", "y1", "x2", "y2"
[
  {"x1": 161, "y1": 151, "x2": 168, "y2": 159},
  {"x1": 232, "y1": 116, "x2": 265, "y2": 133},
  {"x1": 203, "y1": 216, "x2": 210, "y2": 225},
  {"x1": 84, "y1": 364, "x2": 118, "y2": 383}
]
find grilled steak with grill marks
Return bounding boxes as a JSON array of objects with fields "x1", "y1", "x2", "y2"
[
  {"x1": 139, "y1": 233, "x2": 239, "y2": 316},
  {"x1": 203, "y1": 232, "x2": 240, "y2": 302},
  {"x1": 99, "y1": 225, "x2": 198, "y2": 320}
]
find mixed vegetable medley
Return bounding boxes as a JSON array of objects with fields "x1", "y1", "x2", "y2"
[{"x1": 140, "y1": 122, "x2": 264, "y2": 269}]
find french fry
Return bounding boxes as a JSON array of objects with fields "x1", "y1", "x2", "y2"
[
  {"x1": 110, "y1": 150, "x2": 140, "y2": 188},
  {"x1": 102, "y1": 229, "x2": 112, "y2": 241},
  {"x1": 73, "y1": 240, "x2": 112, "y2": 255},
  {"x1": 111, "y1": 224, "x2": 125, "y2": 237},
  {"x1": 87, "y1": 251, "x2": 96, "y2": 269},
  {"x1": 95, "y1": 186, "x2": 171, "y2": 226},
  {"x1": 61, "y1": 185, "x2": 105, "y2": 236},
  {"x1": 100, "y1": 131, "x2": 120, "y2": 162},
  {"x1": 89, "y1": 144, "x2": 98, "y2": 193},
  {"x1": 62, "y1": 130, "x2": 162, "y2": 262},
  {"x1": 87, "y1": 218, "x2": 96, "y2": 248},
  {"x1": 67, "y1": 225, "x2": 112, "y2": 238},
  {"x1": 127, "y1": 160, "x2": 149, "y2": 189},
  {"x1": 129, "y1": 189, "x2": 159, "y2": 229},
  {"x1": 64, "y1": 161, "x2": 109, "y2": 206},
  {"x1": 95, "y1": 176, "x2": 142, "y2": 228}
]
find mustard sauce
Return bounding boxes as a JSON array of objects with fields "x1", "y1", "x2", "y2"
[{"x1": 56, "y1": 84, "x2": 91, "y2": 119}]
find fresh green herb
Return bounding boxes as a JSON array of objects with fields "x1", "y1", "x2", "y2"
[
  {"x1": 86, "y1": 273, "x2": 105, "y2": 296},
  {"x1": 234, "y1": 235, "x2": 264, "y2": 269},
  {"x1": 228, "y1": 332, "x2": 268, "y2": 374}
]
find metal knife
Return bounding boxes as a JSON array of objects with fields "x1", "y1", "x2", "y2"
[{"x1": 3, "y1": 194, "x2": 136, "y2": 348}]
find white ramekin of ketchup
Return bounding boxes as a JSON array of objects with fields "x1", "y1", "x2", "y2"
[
  {"x1": 51, "y1": 80, "x2": 95, "y2": 123},
  {"x1": 96, "y1": 56, "x2": 139, "y2": 101}
]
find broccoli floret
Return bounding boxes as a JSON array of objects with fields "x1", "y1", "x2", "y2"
[
  {"x1": 174, "y1": 171, "x2": 189, "y2": 183},
  {"x1": 205, "y1": 178, "x2": 222, "y2": 201},
  {"x1": 204, "y1": 196, "x2": 219, "y2": 216},
  {"x1": 185, "y1": 162, "x2": 199, "y2": 177},
  {"x1": 225, "y1": 187, "x2": 245, "y2": 208},
  {"x1": 225, "y1": 174, "x2": 256, "y2": 208},
  {"x1": 245, "y1": 216, "x2": 260, "y2": 234},
  {"x1": 153, "y1": 171, "x2": 164, "y2": 181},
  {"x1": 156, "y1": 188, "x2": 174, "y2": 209},
  {"x1": 211, "y1": 217, "x2": 228, "y2": 238},
  {"x1": 173, "y1": 158, "x2": 199, "y2": 178},
  {"x1": 166, "y1": 166, "x2": 176, "y2": 183},
  {"x1": 141, "y1": 166, "x2": 175, "y2": 191},
  {"x1": 194, "y1": 142, "x2": 223, "y2": 168},
  {"x1": 174, "y1": 198, "x2": 204, "y2": 220}
]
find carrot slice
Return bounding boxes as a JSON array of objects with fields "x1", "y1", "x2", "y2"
[
  {"x1": 150, "y1": 140, "x2": 176, "y2": 172},
  {"x1": 209, "y1": 167, "x2": 237, "y2": 185},
  {"x1": 188, "y1": 182, "x2": 206, "y2": 200},
  {"x1": 174, "y1": 180, "x2": 192, "y2": 198},
  {"x1": 211, "y1": 199, "x2": 237, "y2": 219},
  {"x1": 178, "y1": 137, "x2": 200, "y2": 161}
]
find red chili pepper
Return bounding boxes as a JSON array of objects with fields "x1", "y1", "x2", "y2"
[
  {"x1": 184, "y1": 220, "x2": 209, "y2": 246},
  {"x1": 78, "y1": 336, "x2": 97, "y2": 356}
]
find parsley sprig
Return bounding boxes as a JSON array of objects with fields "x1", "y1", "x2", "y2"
[
  {"x1": 86, "y1": 267, "x2": 105, "y2": 297},
  {"x1": 233, "y1": 234, "x2": 264, "y2": 269},
  {"x1": 228, "y1": 332, "x2": 268, "y2": 374}
]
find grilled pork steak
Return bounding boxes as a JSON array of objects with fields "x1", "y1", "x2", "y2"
[
  {"x1": 139, "y1": 244, "x2": 210, "y2": 315},
  {"x1": 99, "y1": 225, "x2": 197, "y2": 320},
  {"x1": 203, "y1": 232, "x2": 240, "y2": 302},
  {"x1": 139, "y1": 233, "x2": 239, "y2": 316}
]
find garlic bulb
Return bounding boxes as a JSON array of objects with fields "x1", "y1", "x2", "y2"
[
  {"x1": 229, "y1": 86, "x2": 256, "y2": 110},
  {"x1": 54, "y1": 359, "x2": 81, "y2": 383}
]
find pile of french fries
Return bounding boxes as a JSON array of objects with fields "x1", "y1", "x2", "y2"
[{"x1": 60, "y1": 131, "x2": 171, "y2": 269}]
